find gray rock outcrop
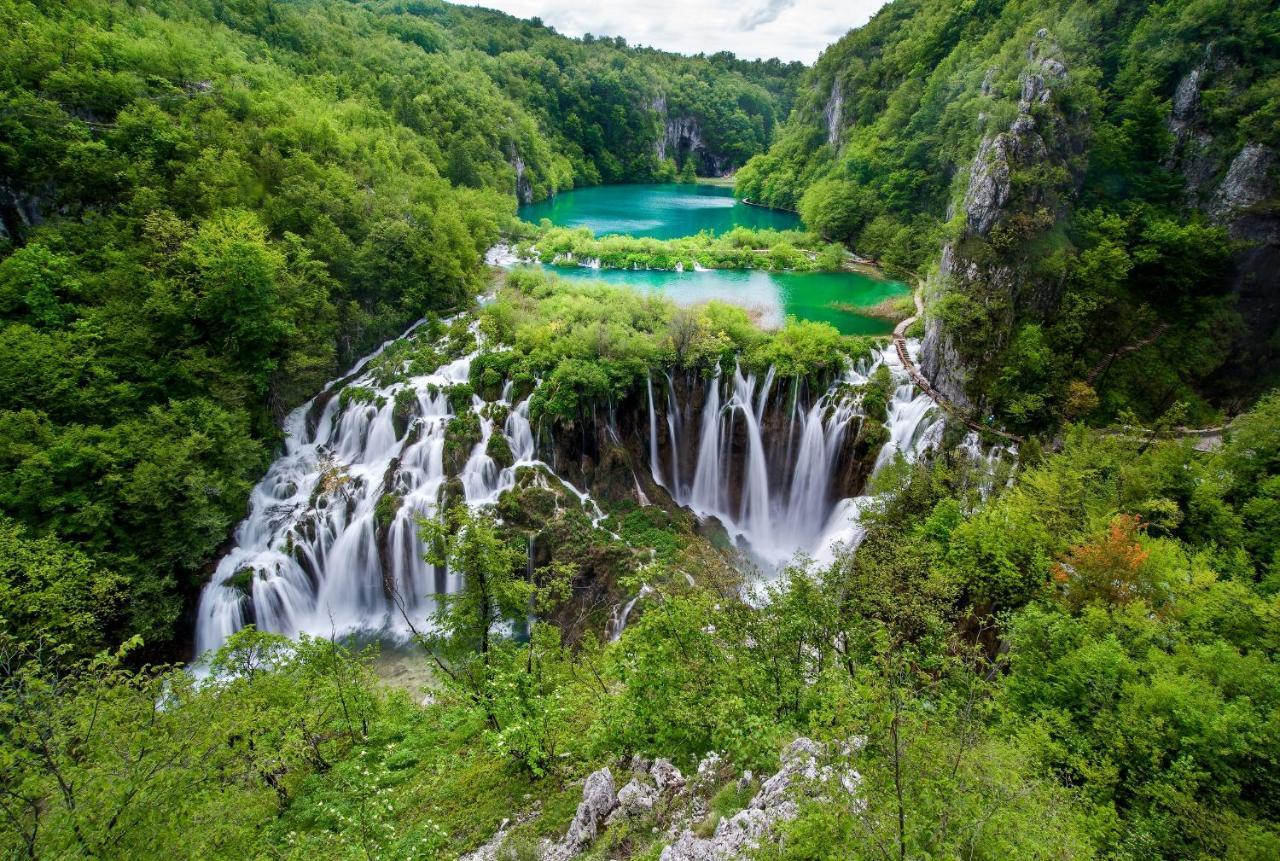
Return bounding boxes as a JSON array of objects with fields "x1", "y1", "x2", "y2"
[
  {"x1": 824, "y1": 78, "x2": 845, "y2": 148},
  {"x1": 460, "y1": 738, "x2": 861, "y2": 861},
  {"x1": 609, "y1": 777, "x2": 660, "y2": 821},
  {"x1": 1211, "y1": 144, "x2": 1275, "y2": 222},
  {"x1": 923, "y1": 30, "x2": 1084, "y2": 410},
  {"x1": 651, "y1": 757, "x2": 686, "y2": 793},
  {"x1": 507, "y1": 144, "x2": 533, "y2": 204},
  {"x1": 658, "y1": 738, "x2": 860, "y2": 861},
  {"x1": 541, "y1": 767, "x2": 619, "y2": 861}
]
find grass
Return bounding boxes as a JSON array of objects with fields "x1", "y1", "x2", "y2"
[{"x1": 830, "y1": 294, "x2": 915, "y2": 322}]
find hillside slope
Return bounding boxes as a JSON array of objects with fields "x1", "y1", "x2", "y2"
[
  {"x1": 737, "y1": 0, "x2": 1279, "y2": 431},
  {"x1": 0, "y1": 0, "x2": 797, "y2": 649}
]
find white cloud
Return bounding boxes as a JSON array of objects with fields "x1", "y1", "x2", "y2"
[
  {"x1": 739, "y1": 0, "x2": 797, "y2": 32},
  {"x1": 456, "y1": 0, "x2": 889, "y2": 63}
]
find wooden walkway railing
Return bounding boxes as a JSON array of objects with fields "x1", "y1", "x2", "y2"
[{"x1": 890, "y1": 290, "x2": 1024, "y2": 444}]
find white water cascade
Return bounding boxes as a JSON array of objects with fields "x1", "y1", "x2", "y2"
[
  {"x1": 645, "y1": 341, "x2": 946, "y2": 568},
  {"x1": 196, "y1": 316, "x2": 974, "y2": 654},
  {"x1": 193, "y1": 326, "x2": 598, "y2": 658}
]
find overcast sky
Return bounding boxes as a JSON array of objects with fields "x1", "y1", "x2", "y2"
[{"x1": 459, "y1": 0, "x2": 889, "y2": 63}]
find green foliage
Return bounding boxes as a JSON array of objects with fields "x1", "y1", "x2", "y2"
[
  {"x1": 860, "y1": 364, "x2": 895, "y2": 422},
  {"x1": 484, "y1": 269, "x2": 849, "y2": 426},
  {"x1": 604, "y1": 590, "x2": 785, "y2": 770},
  {"x1": 417, "y1": 506, "x2": 585, "y2": 777},
  {"x1": 0, "y1": 518, "x2": 126, "y2": 660},
  {"x1": 486, "y1": 432, "x2": 515, "y2": 469},
  {"x1": 375, "y1": 493, "x2": 402, "y2": 530},
  {"x1": 1, "y1": 1, "x2": 1278, "y2": 858},
  {"x1": 3, "y1": 401, "x2": 1280, "y2": 857},
  {"x1": 0, "y1": 0, "x2": 798, "y2": 652},
  {"x1": 737, "y1": 0, "x2": 1279, "y2": 430},
  {"x1": 798, "y1": 178, "x2": 873, "y2": 243},
  {"x1": 515, "y1": 225, "x2": 848, "y2": 272},
  {"x1": 444, "y1": 410, "x2": 482, "y2": 474},
  {"x1": 446, "y1": 383, "x2": 477, "y2": 413},
  {"x1": 0, "y1": 630, "x2": 384, "y2": 859},
  {"x1": 338, "y1": 386, "x2": 383, "y2": 410}
]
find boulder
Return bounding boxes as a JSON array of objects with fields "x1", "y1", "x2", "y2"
[
  {"x1": 651, "y1": 758, "x2": 686, "y2": 793},
  {"x1": 609, "y1": 778, "x2": 659, "y2": 822},
  {"x1": 1211, "y1": 144, "x2": 1275, "y2": 223},
  {"x1": 542, "y1": 767, "x2": 618, "y2": 861},
  {"x1": 658, "y1": 738, "x2": 860, "y2": 861}
]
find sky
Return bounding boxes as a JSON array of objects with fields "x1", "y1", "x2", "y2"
[{"x1": 457, "y1": 0, "x2": 889, "y2": 63}]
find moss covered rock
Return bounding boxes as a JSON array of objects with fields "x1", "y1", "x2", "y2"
[
  {"x1": 486, "y1": 432, "x2": 514, "y2": 469},
  {"x1": 444, "y1": 411, "x2": 481, "y2": 475}
]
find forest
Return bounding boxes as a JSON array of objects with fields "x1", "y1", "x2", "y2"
[
  {"x1": 736, "y1": 0, "x2": 1279, "y2": 431},
  {"x1": 1, "y1": 0, "x2": 1279, "y2": 859},
  {"x1": 0, "y1": 0, "x2": 796, "y2": 652}
]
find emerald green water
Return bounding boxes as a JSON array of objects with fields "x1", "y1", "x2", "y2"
[
  {"x1": 513, "y1": 184, "x2": 908, "y2": 335},
  {"x1": 518, "y1": 183, "x2": 799, "y2": 238},
  {"x1": 534, "y1": 265, "x2": 904, "y2": 336}
]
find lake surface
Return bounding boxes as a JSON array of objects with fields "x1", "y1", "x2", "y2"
[
  {"x1": 514, "y1": 184, "x2": 908, "y2": 335},
  {"x1": 537, "y1": 265, "x2": 905, "y2": 336},
  {"x1": 518, "y1": 183, "x2": 800, "y2": 238}
]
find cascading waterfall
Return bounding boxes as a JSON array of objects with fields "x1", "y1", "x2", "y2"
[
  {"x1": 194, "y1": 329, "x2": 600, "y2": 658},
  {"x1": 645, "y1": 340, "x2": 946, "y2": 568},
  {"x1": 959, "y1": 430, "x2": 1019, "y2": 499},
  {"x1": 197, "y1": 317, "x2": 988, "y2": 654}
]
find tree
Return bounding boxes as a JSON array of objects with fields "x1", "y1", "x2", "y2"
[
  {"x1": 0, "y1": 518, "x2": 125, "y2": 660},
  {"x1": 416, "y1": 506, "x2": 530, "y2": 717},
  {"x1": 798, "y1": 178, "x2": 872, "y2": 243}
]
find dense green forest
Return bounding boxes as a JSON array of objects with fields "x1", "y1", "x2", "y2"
[
  {"x1": 0, "y1": 0, "x2": 797, "y2": 650},
  {"x1": 6, "y1": 370, "x2": 1279, "y2": 858},
  {"x1": 737, "y1": 0, "x2": 1280, "y2": 431},
  {"x1": 2, "y1": 0, "x2": 1280, "y2": 859}
]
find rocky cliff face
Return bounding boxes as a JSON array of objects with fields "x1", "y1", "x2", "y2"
[
  {"x1": 1164, "y1": 49, "x2": 1280, "y2": 389},
  {"x1": 507, "y1": 144, "x2": 534, "y2": 204},
  {"x1": 546, "y1": 371, "x2": 877, "y2": 521},
  {"x1": 651, "y1": 96, "x2": 734, "y2": 177},
  {"x1": 0, "y1": 181, "x2": 47, "y2": 244},
  {"x1": 920, "y1": 30, "x2": 1087, "y2": 412},
  {"x1": 462, "y1": 738, "x2": 862, "y2": 861},
  {"x1": 823, "y1": 79, "x2": 845, "y2": 149}
]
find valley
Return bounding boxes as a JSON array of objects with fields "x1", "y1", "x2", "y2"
[{"x1": 1, "y1": 1, "x2": 1277, "y2": 859}]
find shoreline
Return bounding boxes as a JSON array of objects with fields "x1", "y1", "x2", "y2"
[
  {"x1": 488, "y1": 242, "x2": 908, "y2": 281},
  {"x1": 740, "y1": 197, "x2": 800, "y2": 215}
]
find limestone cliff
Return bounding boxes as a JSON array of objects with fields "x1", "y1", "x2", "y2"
[
  {"x1": 650, "y1": 95, "x2": 735, "y2": 177},
  {"x1": 920, "y1": 30, "x2": 1088, "y2": 414},
  {"x1": 1155, "y1": 46, "x2": 1278, "y2": 394}
]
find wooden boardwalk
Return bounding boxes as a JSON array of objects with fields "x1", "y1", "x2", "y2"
[
  {"x1": 894, "y1": 289, "x2": 1228, "y2": 450},
  {"x1": 891, "y1": 290, "x2": 1024, "y2": 444}
]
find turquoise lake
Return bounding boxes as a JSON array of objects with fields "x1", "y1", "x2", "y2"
[
  {"x1": 517, "y1": 183, "x2": 800, "y2": 238},
  {"x1": 514, "y1": 184, "x2": 908, "y2": 336}
]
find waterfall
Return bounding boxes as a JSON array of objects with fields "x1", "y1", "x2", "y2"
[
  {"x1": 193, "y1": 324, "x2": 609, "y2": 659},
  {"x1": 872, "y1": 342, "x2": 945, "y2": 476},
  {"x1": 646, "y1": 373, "x2": 662, "y2": 488},
  {"x1": 872, "y1": 383, "x2": 943, "y2": 474},
  {"x1": 959, "y1": 430, "x2": 1018, "y2": 500},
  {"x1": 200, "y1": 323, "x2": 951, "y2": 656},
  {"x1": 607, "y1": 584, "x2": 655, "y2": 642},
  {"x1": 664, "y1": 371, "x2": 683, "y2": 496},
  {"x1": 645, "y1": 342, "x2": 943, "y2": 568}
]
